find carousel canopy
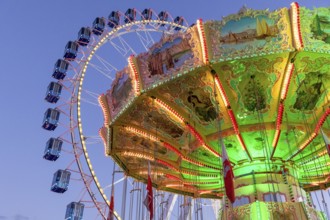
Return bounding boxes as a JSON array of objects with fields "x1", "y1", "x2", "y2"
[{"x1": 98, "y1": 3, "x2": 330, "y2": 198}]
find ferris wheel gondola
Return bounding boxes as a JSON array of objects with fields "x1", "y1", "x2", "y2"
[{"x1": 43, "y1": 137, "x2": 63, "y2": 161}]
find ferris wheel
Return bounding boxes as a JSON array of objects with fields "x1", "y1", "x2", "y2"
[{"x1": 42, "y1": 8, "x2": 219, "y2": 220}]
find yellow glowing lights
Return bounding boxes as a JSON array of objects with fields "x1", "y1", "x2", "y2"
[
  {"x1": 99, "y1": 127, "x2": 108, "y2": 155},
  {"x1": 318, "y1": 150, "x2": 327, "y2": 157},
  {"x1": 182, "y1": 156, "x2": 220, "y2": 170},
  {"x1": 280, "y1": 63, "x2": 294, "y2": 100},
  {"x1": 123, "y1": 126, "x2": 219, "y2": 170},
  {"x1": 272, "y1": 129, "x2": 281, "y2": 148},
  {"x1": 122, "y1": 151, "x2": 155, "y2": 161},
  {"x1": 299, "y1": 133, "x2": 317, "y2": 150},
  {"x1": 201, "y1": 144, "x2": 220, "y2": 157},
  {"x1": 138, "y1": 170, "x2": 164, "y2": 176},
  {"x1": 154, "y1": 98, "x2": 185, "y2": 124},
  {"x1": 196, "y1": 19, "x2": 209, "y2": 64},
  {"x1": 183, "y1": 180, "x2": 218, "y2": 185},
  {"x1": 128, "y1": 56, "x2": 141, "y2": 95},
  {"x1": 165, "y1": 183, "x2": 184, "y2": 188},
  {"x1": 124, "y1": 126, "x2": 160, "y2": 142},
  {"x1": 214, "y1": 75, "x2": 230, "y2": 108},
  {"x1": 98, "y1": 95, "x2": 110, "y2": 126},
  {"x1": 199, "y1": 190, "x2": 214, "y2": 195}
]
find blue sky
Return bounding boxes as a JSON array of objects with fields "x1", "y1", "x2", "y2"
[{"x1": 0, "y1": 1, "x2": 329, "y2": 219}]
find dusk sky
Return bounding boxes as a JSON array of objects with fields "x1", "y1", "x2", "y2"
[{"x1": 0, "y1": 1, "x2": 329, "y2": 219}]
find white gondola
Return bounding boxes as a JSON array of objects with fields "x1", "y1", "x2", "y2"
[
  {"x1": 42, "y1": 108, "x2": 60, "y2": 131},
  {"x1": 65, "y1": 202, "x2": 84, "y2": 220},
  {"x1": 77, "y1": 27, "x2": 91, "y2": 46},
  {"x1": 108, "y1": 11, "x2": 120, "y2": 28},
  {"x1": 174, "y1": 16, "x2": 184, "y2": 30},
  {"x1": 124, "y1": 8, "x2": 136, "y2": 24},
  {"x1": 43, "y1": 137, "x2": 62, "y2": 161},
  {"x1": 63, "y1": 41, "x2": 79, "y2": 60},
  {"x1": 92, "y1": 17, "x2": 105, "y2": 35},
  {"x1": 52, "y1": 59, "x2": 69, "y2": 80},
  {"x1": 158, "y1": 11, "x2": 168, "y2": 26},
  {"x1": 141, "y1": 8, "x2": 152, "y2": 20},
  {"x1": 51, "y1": 169, "x2": 71, "y2": 193},
  {"x1": 45, "y1": 81, "x2": 62, "y2": 103}
]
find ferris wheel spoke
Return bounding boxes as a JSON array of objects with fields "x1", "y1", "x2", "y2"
[
  {"x1": 79, "y1": 89, "x2": 101, "y2": 106},
  {"x1": 83, "y1": 89, "x2": 100, "y2": 99},
  {"x1": 103, "y1": 176, "x2": 127, "y2": 191},
  {"x1": 88, "y1": 63, "x2": 116, "y2": 80},
  {"x1": 89, "y1": 54, "x2": 118, "y2": 79},
  {"x1": 144, "y1": 21, "x2": 160, "y2": 31},
  {"x1": 83, "y1": 135, "x2": 103, "y2": 145},
  {"x1": 94, "y1": 53, "x2": 118, "y2": 72},
  {"x1": 135, "y1": 29, "x2": 156, "y2": 51},
  {"x1": 80, "y1": 97, "x2": 100, "y2": 107},
  {"x1": 109, "y1": 34, "x2": 137, "y2": 56}
]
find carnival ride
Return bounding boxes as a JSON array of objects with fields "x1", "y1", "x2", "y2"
[{"x1": 42, "y1": 3, "x2": 330, "y2": 220}]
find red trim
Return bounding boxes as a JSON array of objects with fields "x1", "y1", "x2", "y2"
[
  {"x1": 163, "y1": 142, "x2": 183, "y2": 156},
  {"x1": 276, "y1": 103, "x2": 284, "y2": 130},
  {"x1": 157, "y1": 159, "x2": 180, "y2": 172},
  {"x1": 314, "y1": 108, "x2": 330, "y2": 133},
  {"x1": 270, "y1": 103, "x2": 284, "y2": 156},
  {"x1": 165, "y1": 173, "x2": 181, "y2": 181},
  {"x1": 186, "y1": 124, "x2": 220, "y2": 157},
  {"x1": 228, "y1": 109, "x2": 239, "y2": 134}
]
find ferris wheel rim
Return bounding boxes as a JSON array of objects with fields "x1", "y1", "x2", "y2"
[{"x1": 70, "y1": 17, "x2": 189, "y2": 219}]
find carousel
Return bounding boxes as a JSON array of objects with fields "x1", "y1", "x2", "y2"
[{"x1": 95, "y1": 3, "x2": 330, "y2": 219}]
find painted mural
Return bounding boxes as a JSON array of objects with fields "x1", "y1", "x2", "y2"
[
  {"x1": 218, "y1": 58, "x2": 278, "y2": 116},
  {"x1": 240, "y1": 74, "x2": 267, "y2": 112},
  {"x1": 219, "y1": 14, "x2": 279, "y2": 58},
  {"x1": 137, "y1": 27, "x2": 202, "y2": 90},
  {"x1": 220, "y1": 15, "x2": 278, "y2": 46},
  {"x1": 311, "y1": 13, "x2": 330, "y2": 44},
  {"x1": 206, "y1": 8, "x2": 292, "y2": 60},
  {"x1": 153, "y1": 70, "x2": 221, "y2": 130},
  {"x1": 186, "y1": 89, "x2": 217, "y2": 122},
  {"x1": 300, "y1": 7, "x2": 330, "y2": 52},
  {"x1": 293, "y1": 72, "x2": 325, "y2": 111},
  {"x1": 107, "y1": 67, "x2": 134, "y2": 119},
  {"x1": 148, "y1": 36, "x2": 191, "y2": 76}
]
